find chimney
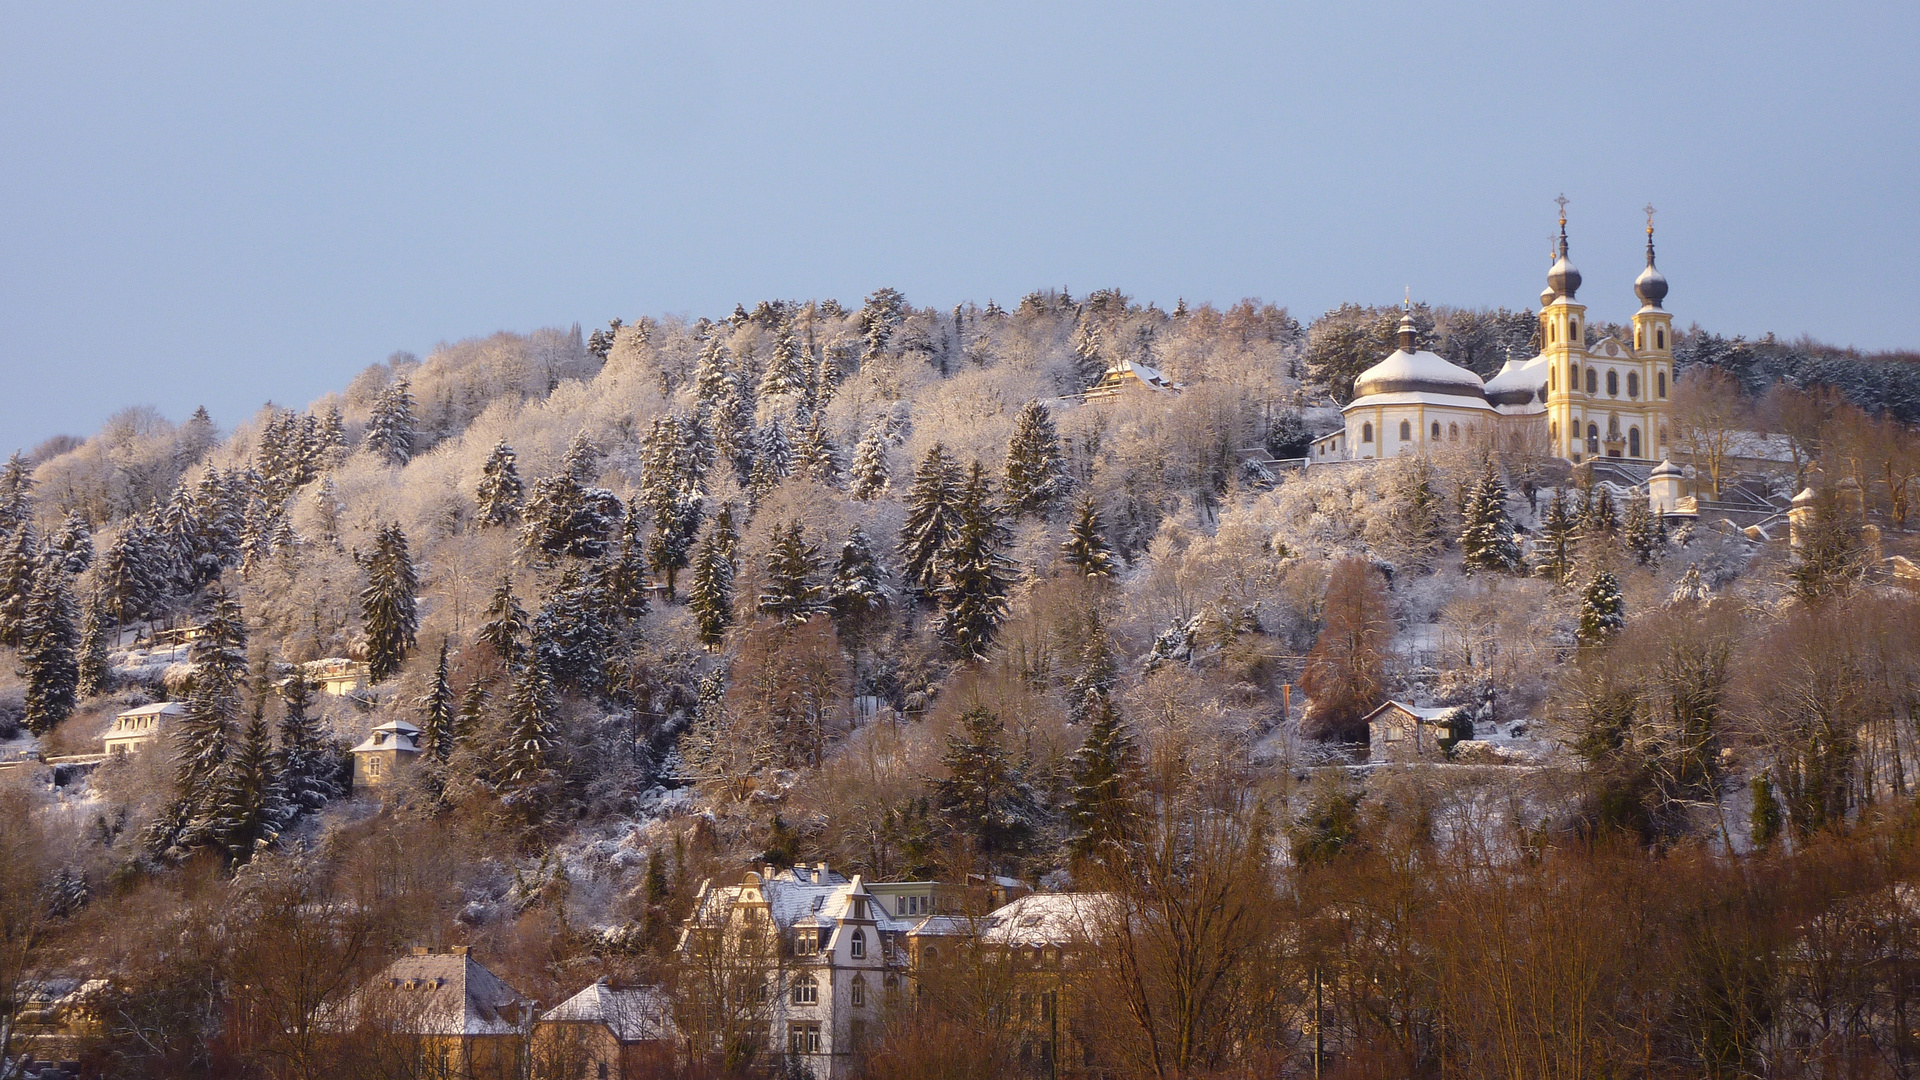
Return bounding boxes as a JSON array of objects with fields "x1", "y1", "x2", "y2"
[
  {"x1": 412, "y1": 946, "x2": 431, "y2": 956},
  {"x1": 450, "y1": 945, "x2": 471, "y2": 957},
  {"x1": 816, "y1": 861, "x2": 830, "y2": 882}
]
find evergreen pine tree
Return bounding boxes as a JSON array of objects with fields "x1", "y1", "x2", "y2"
[
  {"x1": 759, "y1": 322, "x2": 807, "y2": 400},
  {"x1": 276, "y1": 665, "x2": 335, "y2": 812},
  {"x1": 746, "y1": 419, "x2": 792, "y2": 504},
  {"x1": 476, "y1": 439, "x2": 525, "y2": 527},
  {"x1": 76, "y1": 590, "x2": 112, "y2": 698},
  {"x1": 796, "y1": 413, "x2": 842, "y2": 487},
  {"x1": 1788, "y1": 487, "x2": 1868, "y2": 602},
  {"x1": 176, "y1": 406, "x2": 218, "y2": 467},
  {"x1": 224, "y1": 695, "x2": 290, "y2": 865},
  {"x1": 98, "y1": 515, "x2": 167, "y2": 630},
  {"x1": 0, "y1": 521, "x2": 39, "y2": 646},
  {"x1": 1750, "y1": 774, "x2": 1783, "y2": 848},
  {"x1": 479, "y1": 576, "x2": 529, "y2": 667},
  {"x1": 601, "y1": 504, "x2": 653, "y2": 624},
  {"x1": 456, "y1": 679, "x2": 490, "y2": 743},
  {"x1": 1002, "y1": 400, "x2": 1067, "y2": 517},
  {"x1": 521, "y1": 469, "x2": 622, "y2": 562},
  {"x1": 1384, "y1": 455, "x2": 1447, "y2": 570},
  {"x1": 561, "y1": 430, "x2": 601, "y2": 483},
  {"x1": 1066, "y1": 694, "x2": 1144, "y2": 861},
  {"x1": 935, "y1": 706, "x2": 1033, "y2": 863},
  {"x1": 757, "y1": 521, "x2": 826, "y2": 625},
  {"x1": 639, "y1": 416, "x2": 702, "y2": 595},
  {"x1": 1459, "y1": 459, "x2": 1521, "y2": 574},
  {"x1": 365, "y1": 378, "x2": 417, "y2": 466},
  {"x1": 935, "y1": 462, "x2": 1016, "y2": 659},
  {"x1": 827, "y1": 528, "x2": 891, "y2": 636},
  {"x1": 1579, "y1": 485, "x2": 1619, "y2": 555},
  {"x1": 897, "y1": 444, "x2": 962, "y2": 594},
  {"x1": 50, "y1": 510, "x2": 93, "y2": 575},
  {"x1": 150, "y1": 594, "x2": 248, "y2": 859},
  {"x1": 1066, "y1": 616, "x2": 1118, "y2": 727},
  {"x1": 848, "y1": 429, "x2": 890, "y2": 500},
  {"x1": 533, "y1": 568, "x2": 612, "y2": 696},
  {"x1": 1577, "y1": 570, "x2": 1626, "y2": 647},
  {"x1": 0, "y1": 451, "x2": 34, "y2": 538},
  {"x1": 1534, "y1": 487, "x2": 1577, "y2": 584},
  {"x1": 19, "y1": 563, "x2": 79, "y2": 735},
  {"x1": 1060, "y1": 494, "x2": 1118, "y2": 578},
  {"x1": 360, "y1": 523, "x2": 419, "y2": 683},
  {"x1": 1622, "y1": 496, "x2": 1664, "y2": 566},
  {"x1": 499, "y1": 655, "x2": 560, "y2": 808},
  {"x1": 420, "y1": 640, "x2": 456, "y2": 762},
  {"x1": 687, "y1": 530, "x2": 736, "y2": 647}
]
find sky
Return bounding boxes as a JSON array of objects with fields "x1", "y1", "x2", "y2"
[{"x1": 2, "y1": 2, "x2": 1916, "y2": 450}]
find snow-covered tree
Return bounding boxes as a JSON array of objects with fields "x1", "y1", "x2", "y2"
[
  {"x1": 848, "y1": 428, "x2": 890, "y2": 500},
  {"x1": 476, "y1": 439, "x2": 525, "y2": 527},
  {"x1": 98, "y1": 514, "x2": 168, "y2": 628},
  {"x1": 1061, "y1": 494, "x2": 1117, "y2": 578},
  {"x1": 1002, "y1": 400, "x2": 1067, "y2": 517},
  {"x1": 223, "y1": 696, "x2": 291, "y2": 865},
  {"x1": 498, "y1": 654, "x2": 560, "y2": 810},
  {"x1": 1667, "y1": 564, "x2": 1711, "y2": 606},
  {"x1": 364, "y1": 378, "x2": 417, "y2": 466},
  {"x1": 1459, "y1": 459, "x2": 1521, "y2": 574},
  {"x1": 759, "y1": 321, "x2": 807, "y2": 401},
  {"x1": 533, "y1": 567, "x2": 611, "y2": 696},
  {"x1": 19, "y1": 563, "x2": 78, "y2": 735},
  {"x1": 360, "y1": 522, "x2": 419, "y2": 683},
  {"x1": 639, "y1": 416, "x2": 703, "y2": 595},
  {"x1": 49, "y1": 510, "x2": 93, "y2": 575},
  {"x1": 1066, "y1": 615, "x2": 1118, "y2": 727},
  {"x1": 521, "y1": 470, "x2": 623, "y2": 562},
  {"x1": 0, "y1": 520, "x2": 38, "y2": 647},
  {"x1": 747, "y1": 418, "x2": 792, "y2": 505},
  {"x1": 687, "y1": 529, "x2": 736, "y2": 648},
  {"x1": 936, "y1": 706, "x2": 1034, "y2": 863},
  {"x1": 75, "y1": 590, "x2": 112, "y2": 698},
  {"x1": 935, "y1": 461, "x2": 1016, "y2": 659},
  {"x1": 1066, "y1": 693, "x2": 1144, "y2": 861},
  {"x1": 827, "y1": 527, "x2": 891, "y2": 638},
  {"x1": 1534, "y1": 487, "x2": 1577, "y2": 584},
  {"x1": 1577, "y1": 570, "x2": 1626, "y2": 647},
  {"x1": 757, "y1": 521, "x2": 826, "y2": 626},
  {"x1": 275, "y1": 666, "x2": 336, "y2": 812},
  {"x1": 796, "y1": 413, "x2": 841, "y2": 487},
  {"x1": 0, "y1": 451, "x2": 34, "y2": 539},
  {"x1": 897, "y1": 444, "x2": 962, "y2": 595},
  {"x1": 149, "y1": 594, "x2": 248, "y2": 860},
  {"x1": 1622, "y1": 496, "x2": 1665, "y2": 566},
  {"x1": 420, "y1": 639, "x2": 456, "y2": 762},
  {"x1": 600, "y1": 504, "x2": 652, "y2": 625},
  {"x1": 479, "y1": 576, "x2": 529, "y2": 667}
]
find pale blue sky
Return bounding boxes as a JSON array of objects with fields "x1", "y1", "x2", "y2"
[{"x1": 3, "y1": 2, "x2": 1915, "y2": 448}]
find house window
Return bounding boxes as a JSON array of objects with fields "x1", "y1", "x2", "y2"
[
  {"x1": 1627, "y1": 372, "x2": 1639, "y2": 398},
  {"x1": 789, "y1": 1022, "x2": 822, "y2": 1054},
  {"x1": 1629, "y1": 428, "x2": 1642, "y2": 458},
  {"x1": 853, "y1": 897, "x2": 869, "y2": 920},
  {"x1": 850, "y1": 929, "x2": 866, "y2": 958},
  {"x1": 1607, "y1": 370, "x2": 1619, "y2": 397},
  {"x1": 1448, "y1": 423, "x2": 1459, "y2": 442},
  {"x1": 1362, "y1": 423, "x2": 1373, "y2": 443},
  {"x1": 368, "y1": 758, "x2": 381, "y2": 776},
  {"x1": 1658, "y1": 371, "x2": 1667, "y2": 398},
  {"x1": 794, "y1": 930, "x2": 818, "y2": 956},
  {"x1": 1430, "y1": 421, "x2": 1441, "y2": 441},
  {"x1": 1586, "y1": 368, "x2": 1598, "y2": 395},
  {"x1": 851, "y1": 977, "x2": 867, "y2": 1007},
  {"x1": 792, "y1": 975, "x2": 819, "y2": 1005}
]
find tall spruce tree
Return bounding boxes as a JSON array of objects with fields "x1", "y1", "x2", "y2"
[
  {"x1": 600, "y1": 504, "x2": 653, "y2": 625},
  {"x1": 1577, "y1": 570, "x2": 1626, "y2": 647},
  {"x1": 0, "y1": 450, "x2": 35, "y2": 538},
  {"x1": 365, "y1": 378, "x2": 417, "y2": 466},
  {"x1": 420, "y1": 640, "x2": 456, "y2": 762},
  {"x1": 479, "y1": 576, "x2": 529, "y2": 667},
  {"x1": 498, "y1": 654, "x2": 560, "y2": 809},
  {"x1": 757, "y1": 521, "x2": 827, "y2": 625},
  {"x1": 1066, "y1": 616, "x2": 1118, "y2": 727},
  {"x1": 639, "y1": 416, "x2": 702, "y2": 595},
  {"x1": 796, "y1": 413, "x2": 842, "y2": 487},
  {"x1": 476, "y1": 439, "x2": 525, "y2": 526},
  {"x1": 19, "y1": 563, "x2": 79, "y2": 735},
  {"x1": 759, "y1": 322, "x2": 807, "y2": 401},
  {"x1": 360, "y1": 523, "x2": 419, "y2": 683},
  {"x1": 1060, "y1": 494, "x2": 1118, "y2": 578},
  {"x1": 150, "y1": 594, "x2": 249, "y2": 859},
  {"x1": 49, "y1": 510, "x2": 93, "y2": 575},
  {"x1": 1459, "y1": 459, "x2": 1521, "y2": 574},
  {"x1": 687, "y1": 530, "x2": 736, "y2": 647},
  {"x1": 1535, "y1": 487, "x2": 1577, "y2": 584},
  {"x1": 848, "y1": 429, "x2": 890, "y2": 500},
  {"x1": 1002, "y1": 400, "x2": 1067, "y2": 517},
  {"x1": 75, "y1": 590, "x2": 112, "y2": 698},
  {"x1": 1066, "y1": 694, "x2": 1144, "y2": 861},
  {"x1": 276, "y1": 666, "x2": 335, "y2": 812},
  {"x1": 533, "y1": 568, "x2": 611, "y2": 696},
  {"x1": 223, "y1": 694, "x2": 290, "y2": 865},
  {"x1": 935, "y1": 462, "x2": 1016, "y2": 659},
  {"x1": 897, "y1": 444, "x2": 962, "y2": 594},
  {"x1": 0, "y1": 521, "x2": 39, "y2": 647},
  {"x1": 1622, "y1": 496, "x2": 1665, "y2": 566},
  {"x1": 827, "y1": 528, "x2": 891, "y2": 637},
  {"x1": 935, "y1": 706, "x2": 1033, "y2": 863}
]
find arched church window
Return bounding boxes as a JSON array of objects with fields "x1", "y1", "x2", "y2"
[
  {"x1": 1657, "y1": 327, "x2": 1665, "y2": 349},
  {"x1": 1569, "y1": 317, "x2": 1578, "y2": 341},
  {"x1": 1549, "y1": 367, "x2": 1556, "y2": 391},
  {"x1": 1658, "y1": 371, "x2": 1667, "y2": 398},
  {"x1": 1448, "y1": 423, "x2": 1459, "y2": 442},
  {"x1": 1362, "y1": 423, "x2": 1373, "y2": 443},
  {"x1": 1431, "y1": 422, "x2": 1441, "y2": 441},
  {"x1": 1586, "y1": 423, "x2": 1599, "y2": 454},
  {"x1": 1550, "y1": 420, "x2": 1558, "y2": 441},
  {"x1": 1569, "y1": 363, "x2": 1578, "y2": 389},
  {"x1": 1627, "y1": 372, "x2": 1639, "y2": 398},
  {"x1": 1586, "y1": 368, "x2": 1598, "y2": 395},
  {"x1": 1399, "y1": 420, "x2": 1411, "y2": 441},
  {"x1": 1629, "y1": 427, "x2": 1642, "y2": 458},
  {"x1": 1607, "y1": 370, "x2": 1619, "y2": 397},
  {"x1": 1635, "y1": 329, "x2": 1642, "y2": 350}
]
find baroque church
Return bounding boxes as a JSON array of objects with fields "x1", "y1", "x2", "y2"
[{"x1": 1312, "y1": 206, "x2": 1674, "y2": 466}]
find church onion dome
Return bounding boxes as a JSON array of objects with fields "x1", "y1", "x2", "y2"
[
  {"x1": 1635, "y1": 232, "x2": 1668, "y2": 308},
  {"x1": 1651, "y1": 458, "x2": 1684, "y2": 479},
  {"x1": 1539, "y1": 285, "x2": 1556, "y2": 307},
  {"x1": 1351, "y1": 346, "x2": 1489, "y2": 403},
  {"x1": 1484, "y1": 355, "x2": 1547, "y2": 407},
  {"x1": 1546, "y1": 252, "x2": 1581, "y2": 300}
]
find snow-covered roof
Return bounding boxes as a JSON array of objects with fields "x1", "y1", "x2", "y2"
[
  {"x1": 351, "y1": 718, "x2": 423, "y2": 755},
  {"x1": 1351, "y1": 348, "x2": 1487, "y2": 403},
  {"x1": 116, "y1": 702, "x2": 185, "y2": 719},
  {"x1": 978, "y1": 893, "x2": 1120, "y2": 948},
  {"x1": 1340, "y1": 391, "x2": 1496, "y2": 414},
  {"x1": 540, "y1": 980, "x2": 675, "y2": 1042},
  {"x1": 693, "y1": 867, "x2": 915, "y2": 935},
  {"x1": 340, "y1": 952, "x2": 531, "y2": 1036},
  {"x1": 1364, "y1": 701, "x2": 1466, "y2": 725},
  {"x1": 1483, "y1": 353, "x2": 1551, "y2": 411}
]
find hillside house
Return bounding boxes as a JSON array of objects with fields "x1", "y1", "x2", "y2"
[
  {"x1": 350, "y1": 718, "x2": 423, "y2": 791},
  {"x1": 532, "y1": 979, "x2": 676, "y2": 1080},
  {"x1": 102, "y1": 702, "x2": 185, "y2": 756},
  {"x1": 1366, "y1": 701, "x2": 1469, "y2": 762},
  {"x1": 306, "y1": 657, "x2": 371, "y2": 696},
  {"x1": 328, "y1": 947, "x2": 533, "y2": 1080}
]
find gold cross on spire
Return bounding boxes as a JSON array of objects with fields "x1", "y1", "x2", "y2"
[
  {"x1": 1555, "y1": 193, "x2": 1570, "y2": 225},
  {"x1": 1404, "y1": 286, "x2": 1411, "y2": 312},
  {"x1": 1643, "y1": 202, "x2": 1657, "y2": 234}
]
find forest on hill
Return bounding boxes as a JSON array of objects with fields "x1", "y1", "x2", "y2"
[{"x1": 2, "y1": 286, "x2": 1919, "y2": 1079}]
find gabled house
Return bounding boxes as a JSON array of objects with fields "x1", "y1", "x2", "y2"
[
  {"x1": 1365, "y1": 701, "x2": 1469, "y2": 762},
  {"x1": 328, "y1": 947, "x2": 532, "y2": 1080},
  {"x1": 102, "y1": 702, "x2": 185, "y2": 756},
  {"x1": 532, "y1": 979, "x2": 676, "y2": 1080}
]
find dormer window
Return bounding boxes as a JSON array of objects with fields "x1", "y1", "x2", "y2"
[
  {"x1": 794, "y1": 929, "x2": 819, "y2": 955},
  {"x1": 850, "y1": 929, "x2": 866, "y2": 958}
]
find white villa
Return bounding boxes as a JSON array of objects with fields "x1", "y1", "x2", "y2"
[{"x1": 102, "y1": 702, "x2": 186, "y2": 756}]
